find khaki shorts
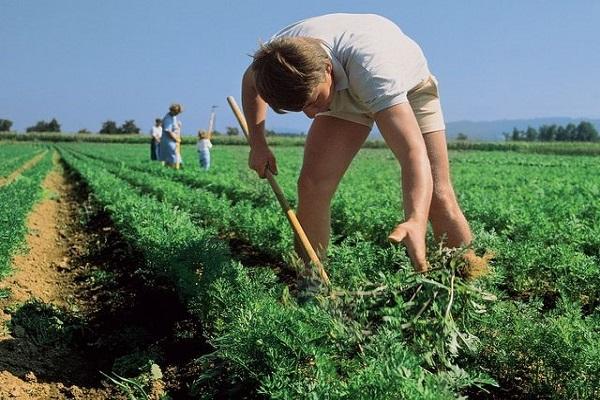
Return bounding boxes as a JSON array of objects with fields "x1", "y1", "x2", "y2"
[{"x1": 318, "y1": 75, "x2": 446, "y2": 134}]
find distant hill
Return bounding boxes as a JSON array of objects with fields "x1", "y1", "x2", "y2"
[
  {"x1": 446, "y1": 117, "x2": 600, "y2": 141},
  {"x1": 273, "y1": 117, "x2": 600, "y2": 142}
]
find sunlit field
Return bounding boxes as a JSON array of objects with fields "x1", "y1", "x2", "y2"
[{"x1": 1, "y1": 140, "x2": 598, "y2": 399}]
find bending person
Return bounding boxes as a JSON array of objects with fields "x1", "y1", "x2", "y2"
[{"x1": 242, "y1": 13, "x2": 477, "y2": 273}]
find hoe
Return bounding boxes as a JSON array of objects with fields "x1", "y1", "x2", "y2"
[{"x1": 227, "y1": 96, "x2": 330, "y2": 286}]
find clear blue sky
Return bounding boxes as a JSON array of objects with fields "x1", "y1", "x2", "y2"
[{"x1": 1, "y1": 1, "x2": 598, "y2": 134}]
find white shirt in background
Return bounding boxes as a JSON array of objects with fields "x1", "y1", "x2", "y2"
[
  {"x1": 151, "y1": 126, "x2": 162, "y2": 141},
  {"x1": 197, "y1": 139, "x2": 213, "y2": 151}
]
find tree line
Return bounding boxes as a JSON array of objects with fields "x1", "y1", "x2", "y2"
[
  {"x1": 0, "y1": 117, "x2": 240, "y2": 136},
  {"x1": 3, "y1": 117, "x2": 596, "y2": 142},
  {"x1": 1, "y1": 117, "x2": 248, "y2": 137},
  {"x1": 0, "y1": 118, "x2": 142, "y2": 134},
  {"x1": 503, "y1": 121, "x2": 598, "y2": 142}
]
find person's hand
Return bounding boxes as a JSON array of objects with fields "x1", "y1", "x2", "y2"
[
  {"x1": 249, "y1": 144, "x2": 277, "y2": 178},
  {"x1": 388, "y1": 220, "x2": 428, "y2": 272}
]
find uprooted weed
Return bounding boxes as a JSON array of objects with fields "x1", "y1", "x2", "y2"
[
  {"x1": 192, "y1": 243, "x2": 499, "y2": 399},
  {"x1": 322, "y1": 245, "x2": 498, "y2": 370}
]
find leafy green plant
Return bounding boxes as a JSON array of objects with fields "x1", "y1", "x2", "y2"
[{"x1": 53, "y1": 143, "x2": 600, "y2": 399}]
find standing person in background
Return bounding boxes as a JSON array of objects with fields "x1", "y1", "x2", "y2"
[
  {"x1": 160, "y1": 103, "x2": 183, "y2": 168},
  {"x1": 197, "y1": 129, "x2": 213, "y2": 171},
  {"x1": 150, "y1": 118, "x2": 162, "y2": 161}
]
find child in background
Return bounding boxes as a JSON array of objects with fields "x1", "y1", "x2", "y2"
[{"x1": 197, "y1": 129, "x2": 213, "y2": 171}]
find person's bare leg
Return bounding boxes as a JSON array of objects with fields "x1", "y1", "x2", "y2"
[
  {"x1": 424, "y1": 131, "x2": 492, "y2": 278},
  {"x1": 423, "y1": 131, "x2": 472, "y2": 247},
  {"x1": 296, "y1": 116, "x2": 370, "y2": 261}
]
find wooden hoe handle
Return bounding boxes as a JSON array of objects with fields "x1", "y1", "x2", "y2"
[{"x1": 226, "y1": 96, "x2": 330, "y2": 286}]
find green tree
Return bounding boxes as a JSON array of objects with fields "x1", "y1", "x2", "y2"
[
  {"x1": 556, "y1": 126, "x2": 567, "y2": 141},
  {"x1": 225, "y1": 126, "x2": 240, "y2": 136},
  {"x1": 26, "y1": 121, "x2": 45, "y2": 132},
  {"x1": 47, "y1": 118, "x2": 60, "y2": 132},
  {"x1": 0, "y1": 119, "x2": 12, "y2": 132},
  {"x1": 120, "y1": 120, "x2": 140, "y2": 134},
  {"x1": 511, "y1": 127, "x2": 522, "y2": 141},
  {"x1": 26, "y1": 118, "x2": 61, "y2": 132},
  {"x1": 456, "y1": 132, "x2": 468, "y2": 141},
  {"x1": 525, "y1": 126, "x2": 538, "y2": 141},
  {"x1": 538, "y1": 125, "x2": 557, "y2": 141},
  {"x1": 575, "y1": 121, "x2": 598, "y2": 141},
  {"x1": 99, "y1": 120, "x2": 120, "y2": 134},
  {"x1": 564, "y1": 123, "x2": 577, "y2": 141},
  {"x1": 547, "y1": 125, "x2": 557, "y2": 141}
]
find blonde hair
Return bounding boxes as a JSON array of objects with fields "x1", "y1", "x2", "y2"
[
  {"x1": 169, "y1": 103, "x2": 183, "y2": 113},
  {"x1": 252, "y1": 37, "x2": 329, "y2": 113},
  {"x1": 198, "y1": 129, "x2": 209, "y2": 139}
]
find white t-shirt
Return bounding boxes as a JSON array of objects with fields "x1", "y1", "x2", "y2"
[
  {"x1": 197, "y1": 139, "x2": 213, "y2": 151},
  {"x1": 272, "y1": 13, "x2": 430, "y2": 114},
  {"x1": 151, "y1": 126, "x2": 162, "y2": 141}
]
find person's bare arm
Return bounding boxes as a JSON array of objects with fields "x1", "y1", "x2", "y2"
[
  {"x1": 242, "y1": 66, "x2": 277, "y2": 177},
  {"x1": 165, "y1": 123, "x2": 178, "y2": 141},
  {"x1": 170, "y1": 127, "x2": 180, "y2": 142},
  {"x1": 375, "y1": 102, "x2": 432, "y2": 271}
]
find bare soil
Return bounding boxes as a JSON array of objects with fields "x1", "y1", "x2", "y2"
[
  {"x1": 0, "y1": 154, "x2": 123, "y2": 399},
  {"x1": 0, "y1": 154, "x2": 211, "y2": 399}
]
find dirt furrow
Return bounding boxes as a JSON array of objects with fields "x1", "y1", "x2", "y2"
[{"x1": 0, "y1": 154, "x2": 123, "y2": 399}]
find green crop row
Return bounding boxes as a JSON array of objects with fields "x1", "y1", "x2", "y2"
[
  {"x1": 57, "y1": 146, "x2": 500, "y2": 399},
  {"x1": 444, "y1": 140, "x2": 600, "y2": 156},
  {"x1": 0, "y1": 150, "x2": 53, "y2": 278},
  {"x1": 59, "y1": 143, "x2": 399, "y2": 248},
  {"x1": 0, "y1": 142, "x2": 44, "y2": 158},
  {"x1": 1, "y1": 131, "x2": 305, "y2": 147},
  {"x1": 0, "y1": 144, "x2": 44, "y2": 178},
  {"x1": 6, "y1": 130, "x2": 600, "y2": 155},
  {"x1": 72, "y1": 145, "x2": 277, "y2": 207},
  {"x1": 64, "y1": 143, "x2": 600, "y2": 308},
  {"x1": 59, "y1": 147, "x2": 433, "y2": 293},
  {"x1": 63, "y1": 148, "x2": 294, "y2": 257},
  {"x1": 56, "y1": 143, "x2": 600, "y2": 398}
]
